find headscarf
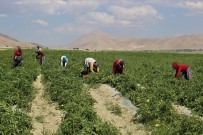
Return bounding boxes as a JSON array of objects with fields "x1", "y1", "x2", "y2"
[
  {"x1": 172, "y1": 62, "x2": 178, "y2": 69},
  {"x1": 93, "y1": 61, "x2": 99, "y2": 68}
]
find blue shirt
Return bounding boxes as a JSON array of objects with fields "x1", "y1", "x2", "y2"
[{"x1": 61, "y1": 56, "x2": 68, "y2": 62}]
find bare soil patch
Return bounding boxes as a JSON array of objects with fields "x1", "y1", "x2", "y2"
[
  {"x1": 172, "y1": 103, "x2": 203, "y2": 120},
  {"x1": 90, "y1": 84, "x2": 146, "y2": 135},
  {"x1": 28, "y1": 74, "x2": 64, "y2": 135}
]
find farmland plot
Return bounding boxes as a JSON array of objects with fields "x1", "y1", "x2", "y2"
[
  {"x1": 0, "y1": 49, "x2": 38, "y2": 134},
  {"x1": 29, "y1": 74, "x2": 64, "y2": 135},
  {"x1": 41, "y1": 50, "x2": 203, "y2": 135},
  {"x1": 1, "y1": 49, "x2": 203, "y2": 134}
]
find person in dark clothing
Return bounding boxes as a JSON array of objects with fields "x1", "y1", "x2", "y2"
[
  {"x1": 172, "y1": 62, "x2": 192, "y2": 80},
  {"x1": 112, "y1": 59, "x2": 124, "y2": 75},
  {"x1": 35, "y1": 46, "x2": 45, "y2": 65},
  {"x1": 13, "y1": 46, "x2": 22, "y2": 67}
]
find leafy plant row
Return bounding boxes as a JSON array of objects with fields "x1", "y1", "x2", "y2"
[
  {"x1": 0, "y1": 49, "x2": 39, "y2": 134},
  {"x1": 40, "y1": 50, "x2": 203, "y2": 134},
  {"x1": 2, "y1": 49, "x2": 201, "y2": 134},
  {"x1": 41, "y1": 50, "x2": 119, "y2": 135}
]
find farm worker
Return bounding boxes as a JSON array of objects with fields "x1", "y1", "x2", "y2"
[
  {"x1": 81, "y1": 57, "x2": 99, "y2": 77},
  {"x1": 13, "y1": 46, "x2": 22, "y2": 67},
  {"x1": 172, "y1": 61, "x2": 192, "y2": 80},
  {"x1": 35, "y1": 46, "x2": 40, "y2": 58},
  {"x1": 112, "y1": 59, "x2": 124, "y2": 75},
  {"x1": 35, "y1": 46, "x2": 41, "y2": 52},
  {"x1": 35, "y1": 46, "x2": 45, "y2": 65},
  {"x1": 61, "y1": 55, "x2": 68, "y2": 67},
  {"x1": 35, "y1": 46, "x2": 42, "y2": 59}
]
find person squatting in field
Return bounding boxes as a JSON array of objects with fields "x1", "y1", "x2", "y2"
[
  {"x1": 13, "y1": 46, "x2": 22, "y2": 67},
  {"x1": 35, "y1": 46, "x2": 45, "y2": 65},
  {"x1": 81, "y1": 57, "x2": 99, "y2": 77},
  {"x1": 61, "y1": 55, "x2": 68, "y2": 67},
  {"x1": 172, "y1": 61, "x2": 192, "y2": 80},
  {"x1": 112, "y1": 59, "x2": 124, "y2": 75}
]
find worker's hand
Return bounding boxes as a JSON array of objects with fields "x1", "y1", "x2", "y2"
[{"x1": 90, "y1": 69, "x2": 95, "y2": 73}]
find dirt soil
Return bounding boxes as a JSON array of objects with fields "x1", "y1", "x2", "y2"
[
  {"x1": 28, "y1": 74, "x2": 64, "y2": 135},
  {"x1": 172, "y1": 103, "x2": 203, "y2": 120},
  {"x1": 90, "y1": 84, "x2": 146, "y2": 135}
]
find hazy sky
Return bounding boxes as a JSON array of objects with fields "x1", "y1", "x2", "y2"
[{"x1": 0, "y1": 0, "x2": 203, "y2": 47}]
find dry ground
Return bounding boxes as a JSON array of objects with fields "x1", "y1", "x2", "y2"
[
  {"x1": 90, "y1": 84, "x2": 146, "y2": 135},
  {"x1": 28, "y1": 74, "x2": 64, "y2": 135},
  {"x1": 172, "y1": 103, "x2": 203, "y2": 120}
]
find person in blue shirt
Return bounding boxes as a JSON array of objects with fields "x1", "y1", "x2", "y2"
[{"x1": 61, "y1": 55, "x2": 68, "y2": 67}]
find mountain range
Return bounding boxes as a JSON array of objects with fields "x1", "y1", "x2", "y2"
[
  {"x1": 1, "y1": 32, "x2": 203, "y2": 51},
  {"x1": 0, "y1": 33, "x2": 38, "y2": 48},
  {"x1": 66, "y1": 32, "x2": 203, "y2": 51}
]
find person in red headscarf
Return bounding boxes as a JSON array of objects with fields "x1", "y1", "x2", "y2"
[
  {"x1": 13, "y1": 46, "x2": 22, "y2": 67},
  {"x1": 112, "y1": 59, "x2": 124, "y2": 75},
  {"x1": 172, "y1": 62, "x2": 192, "y2": 80}
]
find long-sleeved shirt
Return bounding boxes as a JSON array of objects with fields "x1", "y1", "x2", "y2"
[
  {"x1": 84, "y1": 58, "x2": 98, "y2": 72},
  {"x1": 61, "y1": 56, "x2": 68, "y2": 62},
  {"x1": 112, "y1": 59, "x2": 124, "y2": 74},
  {"x1": 37, "y1": 51, "x2": 44, "y2": 57},
  {"x1": 172, "y1": 62, "x2": 189, "y2": 78},
  {"x1": 14, "y1": 49, "x2": 22, "y2": 58}
]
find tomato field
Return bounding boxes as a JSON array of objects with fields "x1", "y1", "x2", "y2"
[{"x1": 0, "y1": 49, "x2": 203, "y2": 135}]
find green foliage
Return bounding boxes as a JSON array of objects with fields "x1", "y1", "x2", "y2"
[
  {"x1": 41, "y1": 50, "x2": 120, "y2": 134},
  {"x1": 35, "y1": 115, "x2": 44, "y2": 123},
  {"x1": 0, "y1": 102, "x2": 32, "y2": 135},
  {"x1": 1, "y1": 49, "x2": 203, "y2": 134},
  {"x1": 0, "y1": 49, "x2": 39, "y2": 134},
  {"x1": 106, "y1": 102, "x2": 122, "y2": 116},
  {"x1": 41, "y1": 50, "x2": 203, "y2": 135}
]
